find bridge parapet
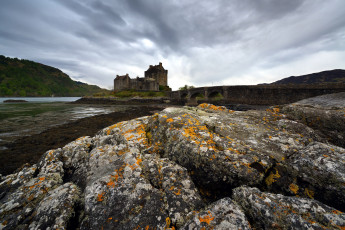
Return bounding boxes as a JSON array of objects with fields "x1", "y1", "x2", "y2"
[{"x1": 170, "y1": 84, "x2": 345, "y2": 105}]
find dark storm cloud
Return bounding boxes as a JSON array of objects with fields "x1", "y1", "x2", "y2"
[{"x1": 0, "y1": 0, "x2": 344, "y2": 89}]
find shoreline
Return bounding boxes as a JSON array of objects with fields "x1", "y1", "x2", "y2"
[
  {"x1": 72, "y1": 96, "x2": 176, "y2": 105},
  {"x1": 0, "y1": 105, "x2": 167, "y2": 176}
]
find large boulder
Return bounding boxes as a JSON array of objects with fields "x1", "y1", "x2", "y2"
[
  {"x1": 146, "y1": 103, "x2": 345, "y2": 211},
  {"x1": 282, "y1": 92, "x2": 345, "y2": 148},
  {"x1": 181, "y1": 197, "x2": 251, "y2": 229},
  {"x1": 233, "y1": 186, "x2": 345, "y2": 229},
  {"x1": 1, "y1": 102, "x2": 345, "y2": 229}
]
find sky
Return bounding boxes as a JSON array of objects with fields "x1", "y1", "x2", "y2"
[{"x1": 0, "y1": 0, "x2": 344, "y2": 90}]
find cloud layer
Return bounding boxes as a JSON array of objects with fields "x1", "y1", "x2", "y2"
[{"x1": 1, "y1": 0, "x2": 344, "y2": 90}]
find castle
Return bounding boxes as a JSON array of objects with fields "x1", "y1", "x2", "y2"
[{"x1": 114, "y1": 62, "x2": 168, "y2": 91}]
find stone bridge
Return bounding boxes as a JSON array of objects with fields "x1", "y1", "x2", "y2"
[{"x1": 169, "y1": 84, "x2": 345, "y2": 105}]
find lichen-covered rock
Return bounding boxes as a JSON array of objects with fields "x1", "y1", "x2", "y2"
[
  {"x1": 233, "y1": 186, "x2": 345, "y2": 230},
  {"x1": 146, "y1": 103, "x2": 342, "y2": 204},
  {"x1": 0, "y1": 167, "x2": 62, "y2": 229},
  {"x1": 265, "y1": 142, "x2": 345, "y2": 211},
  {"x1": 142, "y1": 154, "x2": 204, "y2": 227},
  {"x1": 282, "y1": 92, "x2": 345, "y2": 148},
  {"x1": 79, "y1": 117, "x2": 204, "y2": 229},
  {"x1": 1, "y1": 102, "x2": 345, "y2": 229},
  {"x1": 181, "y1": 197, "x2": 250, "y2": 230},
  {"x1": 29, "y1": 182, "x2": 81, "y2": 229},
  {"x1": 59, "y1": 136, "x2": 93, "y2": 189}
]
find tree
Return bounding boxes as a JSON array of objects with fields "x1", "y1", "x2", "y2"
[{"x1": 179, "y1": 85, "x2": 195, "y2": 90}]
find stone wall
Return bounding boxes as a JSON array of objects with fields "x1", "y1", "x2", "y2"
[
  {"x1": 171, "y1": 84, "x2": 345, "y2": 105},
  {"x1": 114, "y1": 76, "x2": 159, "y2": 91},
  {"x1": 130, "y1": 77, "x2": 159, "y2": 91},
  {"x1": 144, "y1": 62, "x2": 168, "y2": 86},
  {"x1": 113, "y1": 75, "x2": 130, "y2": 91}
]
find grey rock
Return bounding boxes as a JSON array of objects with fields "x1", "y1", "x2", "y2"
[
  {"x1": 233, "y1": 186, "x2": 345, "y2": 230},
  {"x1": 142, "y1": 154, "x2": 204, "y2": 227},
  {"x1": 181, "y1": 197, "x2": 250, "y2": 230},
  {"x1": 282, "y1": 92, "x2": 345, "y2": 148},
  {"x1": 1, "y1": 102, "x2": 345, "y2": 229},
  {"x1": 29, "y1": 182, "x2": 81, "y2": 230}
]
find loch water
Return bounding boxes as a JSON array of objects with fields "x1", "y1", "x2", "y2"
[{"x1": 0, "y1": 97, "x2": 128, "y2": 149}]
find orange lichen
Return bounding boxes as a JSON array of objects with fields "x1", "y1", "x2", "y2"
[
  {"x1": 107, "y1": 180, "x2": 115, "y2": 188},
  {"x1": 199, "y1": 211, "x2": 214, "y2": 225},
  {"x1": 97, "y1": 191, "x2": 105, "y2": 202},
  {"x1": 166, "y1": 217, "x2": 171, "y2": 228},
  {"x1": 136, "y1": 157, "x2": 142, "y2": 165},
  {"x1": 332, "y1": 210, "x2": 343, "y2": 215},
  {"x1": 198, "y1": 103, "x2": 227, "y2": 112},
  {"x1": 27, "y1": 194, "x2": 35, "y2": 201},
  {"x1": 166, "y1": 118, "x2": 174, "y2": 123},
  {"x1": 289, "y1": 183, "x2": 299, "y2": 194},
  {"x1": 173, "y1": 189, "x2": 181, "y2": 195}
]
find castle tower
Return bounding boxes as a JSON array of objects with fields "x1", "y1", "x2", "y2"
[{"x1": 144, "y1": 62, "x2": 168, "y2": 86}]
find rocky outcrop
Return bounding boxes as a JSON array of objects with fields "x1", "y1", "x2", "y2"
[
  {"x1": 282, "y1": 92, "x2": 345, "y2": 148},
  {"x1": 1, "y1": 100, "x2": 345, "y2": 229},
  {"x1": 233, "y1": 186, "x2": 345, "y2": 229}
]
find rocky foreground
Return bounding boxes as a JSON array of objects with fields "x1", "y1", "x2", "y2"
[{"x1": 1, "y1": 93, "x2": 345, "y2": 229}]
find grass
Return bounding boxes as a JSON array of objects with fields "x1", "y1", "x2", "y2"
[{"x1": 93, "y1": 90, "x2": 166, "y2": 98}]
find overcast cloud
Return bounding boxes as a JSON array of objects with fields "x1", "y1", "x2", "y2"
[{"x1": 1, "y1": 0, "x2": 344, "y2": 90}]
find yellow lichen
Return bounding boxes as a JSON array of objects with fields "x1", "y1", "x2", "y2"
[
  {"x1": 289, "y1": 183, "x2": 299, "y2": 194},
  {"x1": 265, "y1": 169, "x2": 281, "y2": 186},
  {"x1": 166, "y1": 217, "x2": 171, "y2": 228},
  {"x1": 304, "y1": 188, "x2": 314, "y2": 199}
]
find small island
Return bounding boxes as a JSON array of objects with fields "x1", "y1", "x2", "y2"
[{"x1": 3, "y1": 99, "x2": 28, "y2": 103}]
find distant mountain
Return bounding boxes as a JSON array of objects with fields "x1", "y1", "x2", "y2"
[
  {"x1": 272, "y1": 69, "x2": 345, "y2": 85},
  {"x1": 0, "y1": 55, "x2": 108, "y2": 97}
]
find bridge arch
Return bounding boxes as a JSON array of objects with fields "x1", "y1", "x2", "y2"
[
  {"x1": 190, "y1": 92, "x2": 204, "y2": 99},
  {"x1": 180, "y1": 92, "x2": 188, "y2": 99},
  {"x1": 207, "y1": 90, "x2": 223, "y2": 100}
]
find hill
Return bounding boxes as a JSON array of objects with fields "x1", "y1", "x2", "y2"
[
  {"x1": 0, "y1": 55, "x2": 108, "y2": 97},
  {"x1": 272, "y1": 69, "x2": 345, "y2": 85}
]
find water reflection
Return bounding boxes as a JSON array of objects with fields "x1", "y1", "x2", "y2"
[{"x1": 0, "y1": 101, "x2": 127, "y2": 145}]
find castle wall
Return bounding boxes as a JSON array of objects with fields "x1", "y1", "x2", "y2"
[
  {"x1": 130, "y1": 78, "x2": 159, "y2": 91},
  {"x1": 144, "y1": 63, "x2": 168, "y2": 86},
  {"x1": 114, "y1": 77, "x2": 130, "y2": 91},
  {"x1": 114, "y1": 63, "x2": 167, "y2": 91}
]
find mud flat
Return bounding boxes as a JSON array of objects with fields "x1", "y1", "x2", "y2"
[{"x1": 0, "y1": 105, "x2": 166, "y2": 176}]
